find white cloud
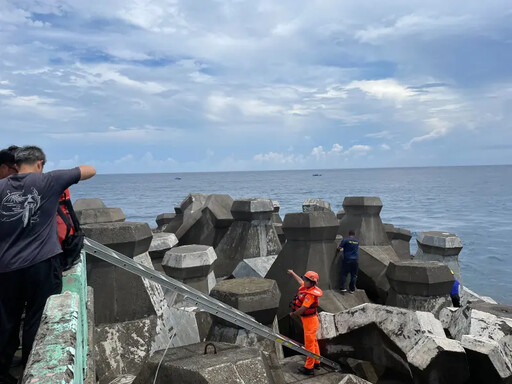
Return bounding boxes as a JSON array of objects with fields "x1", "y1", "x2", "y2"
[
  {"x1": 346, "y1": 79, "x2": 415, "y2": 101},
  {"x1": 405, "y1": 118, "x2": 451, "y2": 148},
  {"x1": 0, "y1": 89, "x2": 15, "y2": 96},
  {"x1": 253, "y1": 152, "x2": 302, "y2": 164},
  {"x1": 381, "y1": 143, "x2": 391, "y2": 150},
  {"x1": 3, "y1": 95, "x2": 82, "y2": 120},
  {"x1": 366, "y1": 130, "x2": 392, "y2": 139},
  {"x1": 344, "y1": 145, "x2": 372, "y2": 156},
  {"x1": 46, "y1": 125, "x2": 183, "y2": 144}
]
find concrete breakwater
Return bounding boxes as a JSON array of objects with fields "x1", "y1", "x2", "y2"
[{"x1": 23, "y1": 194, "x2": 511, "y2": 384}]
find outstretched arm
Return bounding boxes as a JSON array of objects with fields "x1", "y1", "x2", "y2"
[
  {"x1": 287, "y1": 269, "x2": 304, "y2": 285},
  {"x1": 79, "y1": 165, "x2": 96, "y2": 181}
]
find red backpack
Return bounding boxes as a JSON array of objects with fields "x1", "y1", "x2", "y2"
[{"x1": 57, "y1": 189, "x2": 84, "y2": 270}]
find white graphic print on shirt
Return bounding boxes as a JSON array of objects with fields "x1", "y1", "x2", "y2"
[{"x1": 0, "y1": 188, "x2": 41, "y2": 227}]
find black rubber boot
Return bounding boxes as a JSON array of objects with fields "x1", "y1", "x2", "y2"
[
  {"x1": 314, "y1": 363, "x2": 321, "y2": 370},
  {"x1": 297, "y1": 366, "x2": 314, "y2": 376}
]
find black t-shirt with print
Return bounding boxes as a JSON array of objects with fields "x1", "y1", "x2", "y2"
[{"x1": 0, "y1": 168, "x2": 81, "y2": 272}]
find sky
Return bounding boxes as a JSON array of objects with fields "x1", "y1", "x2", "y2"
[{"x1": 0, "y1": 0, "x2": 511, "y2": 173}]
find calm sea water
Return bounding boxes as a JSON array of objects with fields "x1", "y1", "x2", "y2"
[{"x1": 71, "y1": 165, "x2": 512, "y2": 305}]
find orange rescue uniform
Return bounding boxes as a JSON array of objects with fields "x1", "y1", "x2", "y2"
[{"x1": 294, "y1": 284, "x2": 323, "y2": 369}]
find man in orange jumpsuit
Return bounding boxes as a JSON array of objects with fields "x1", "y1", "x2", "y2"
[{"x1": 288, "y1": 269, "x2": 323, "y2": 376}]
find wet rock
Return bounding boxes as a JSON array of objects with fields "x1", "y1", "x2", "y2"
[
  {"x1": 303, "y1": 198, "x2": 332, "y2": 213},
  {"x1": 162, "y1": 245, "x2": 217, "y2": 295},
  {"x1": 385, "y1": 260, "x2": 454, "y2": 316},
  {"x1": 214, "y1": 198, "x2": 281, "y2": 277},
  {"x1": 318, "y1": 303, "x2": 469, "y2": 384},
  {"x1": 461, "y1": 286, "x2": 498, "y2": 306},
  {"x1": 232, "y1": 255, "x2": 278, "y2": 278},
  {"x1": 383, "y1": 223, "x2": 412, "y2": 260},
  {"x1": 74, "y1": 198, "x2": 106, "y2": 210},
  {"x1": 133, "y1": 342, "x2": 277, "y2": 384},
  {"x1": 415, "y1": 231, "x2": 463, "y2": 283}
]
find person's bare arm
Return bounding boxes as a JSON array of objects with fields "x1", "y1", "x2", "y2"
[
  {"x1": 287, "y1": 269, "x2": 304, "y2": 285},
  {"x1": 79, "y1": 165, "x2": 96, "y2": 181}
]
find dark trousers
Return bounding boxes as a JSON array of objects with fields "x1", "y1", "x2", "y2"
[
  {"x1": 0, "y1": 255, "x2": 62, "y2": 373},
  {"x1": 451, "y1": 294, "x2": 461, "y2": 307},
  {"x1": 341, "y1": 259, "x2": 358, "y2": 292}
]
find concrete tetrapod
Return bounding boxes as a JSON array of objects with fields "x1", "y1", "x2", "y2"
[
  {"x1": 214, "y1": 198, "x2": 281, "y2": 278},
  {"x1": 384, "y1": 223, "x2": 412, "y2": 260},
  {"x1": 155, "y1": 212, "x2": 175, "y2": 230},
  {"x1": 385, "y1": 260, "x2": 454, "y2": 316},
  {"x1": 415, "y1": 231, "x2": 463, "y2": 283},
  {"x1": 73, "y1": 197, "x2": 106, "y2": 210},
  {"x1": 133, "y1": 342, "x2": 278, "y2": 384},
  {"x1": 318, "y1": 303, "x2": 470, "y2": 384},
  {"x1": 303, "y1": 198, "x2": 332, "y2": 213},
  {"x1": 207, "y1": 277, "x2": 283, "y2": 357},
  {"x1": 337, "y1": 197, "x2": 390, "y2": 245},
  {"x1": 162, "y1": 244, "x2": 217, "y2": 295},
  {"x1": 76, "y1": 207, "x2": 126, "y2": 225},
  {"x1": 83, "y1": 222, "x2": 154, "y2": 324},
  {"x1": 440, "y1": 303, "x2": 512, "y2": 383}
]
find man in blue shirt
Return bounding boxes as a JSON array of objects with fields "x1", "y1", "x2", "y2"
[
  {"x1": 0, "y1": 146, "x2": 96, "y2": 384},
  {"x1": 337, "y1": 230, "x2": 360, "y2": 293}
]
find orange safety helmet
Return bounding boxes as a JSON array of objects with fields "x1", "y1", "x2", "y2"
[{"x1": 303, "y1": 271, "x2": 319, "y2": 283}]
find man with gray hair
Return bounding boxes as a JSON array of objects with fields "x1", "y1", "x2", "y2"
[{"x1": 0, "y1": 146, "x2": 96, "y2": 383}]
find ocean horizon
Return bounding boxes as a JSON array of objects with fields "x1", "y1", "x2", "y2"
[{"x1": 71, "y1": 164, "x2": 512, "y2": 305}]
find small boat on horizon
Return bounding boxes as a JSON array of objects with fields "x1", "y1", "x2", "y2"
[
  {"x1": 312, "y1": 173, "x2": 322, "y2": 176},
  {"x1": 175, "y1": 177, "x2": 182, "y2": 180}
]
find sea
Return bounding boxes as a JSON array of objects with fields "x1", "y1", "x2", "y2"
[{"x1": 70, "y1": 165, "x2": 512, "y2": 305}]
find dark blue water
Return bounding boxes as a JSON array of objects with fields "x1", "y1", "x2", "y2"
[{"x1": 71, "y1": 165, "x2": 512, "y2": 304}]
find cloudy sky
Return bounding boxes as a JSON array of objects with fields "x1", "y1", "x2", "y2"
[{"x1": 1, "y1": 0, "x2": 511, "y2": 173}]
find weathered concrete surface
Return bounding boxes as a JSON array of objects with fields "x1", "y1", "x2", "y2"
[
  {"x1": 318, "y1": 303, "x2": 469, "y2": 384},
  {"x1": 320, "y1": 290, "x2": 371, "y2": 314},
  {"x1": 95, "y1": 253, "x2": 176, "y2": 383},
  {"x1": 162, "y1": 245, "x2": 217, "y2": 294},
  {"x1": 155, "y1": 212, "x2": 175, "y2": 230},
  {"x1": 232, "y1": 255, "x2": 278, "y2": 278},
  {"x1": 265, "y1": 211, "x2": 340, "y2": 321},
  {"x1": 83, "y1": 222, "x2": 153, "y2": 258},
  {"x1": 162, "y1": 207, "x2": 183, "y2": 234},
  {"x1": 207, "y1": 279, "x2": 282, "y2": 356},
  {"x1": 85, "y1": 286, "x2": 96, "y2": 384},
  {"x1": 384, "y1": 223, "x2": 412, "y2": 260},
  {"x1": 148, "y1": 232, "x2": 178, "y2": 260},
  {"x1": 86, "y1": 255, "x2": 156, "y2": 324},
  {"x1": 415, "y1": 231, "x2": 463, "y2": 283},
  {"x1": 358, "y1": 246, "x2": 400, "y2": 303},
  {"x1": 74, "y1": 197, "x2": 106, "y2": 210},
  {"x1": 76, "y1": 207, "x2": 126, "y2": 225},
  {"x1": 439, "y1": 304, "x2": 512, "y2": 383},
  {"x1": 280, "y1": 355, "x2": 372, "y2": 383},
  {"x1": 385, "y1": 261, "x2": 454, "y2": 315},
  {"x1": 272, "y1": 201, "x2": 286, "y2": 245},
  {"x1": 177, "y1": 194, "x2": 235, "y2": 247},
  {"x1": 210, "y1": 278, "x2": 281, "y2": 325},
  {"x1": 133, "y1": 342, "x2": 277, "y2": 384},
  {"x1": 338, "y1": 197, "x2": 390, "y2": 246},
  {"x1": 22, "y1": 292, "x2": 83, "y2": 384},
  {"x1": 108, "y1": 375, "x2": 136, "y2": 384},
  {"x1": 214, "y1": 198, "x2": 281, "y2": 277},
  {"x1": 303, "y1": 198, "x2": 332, "y2": 213}
]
